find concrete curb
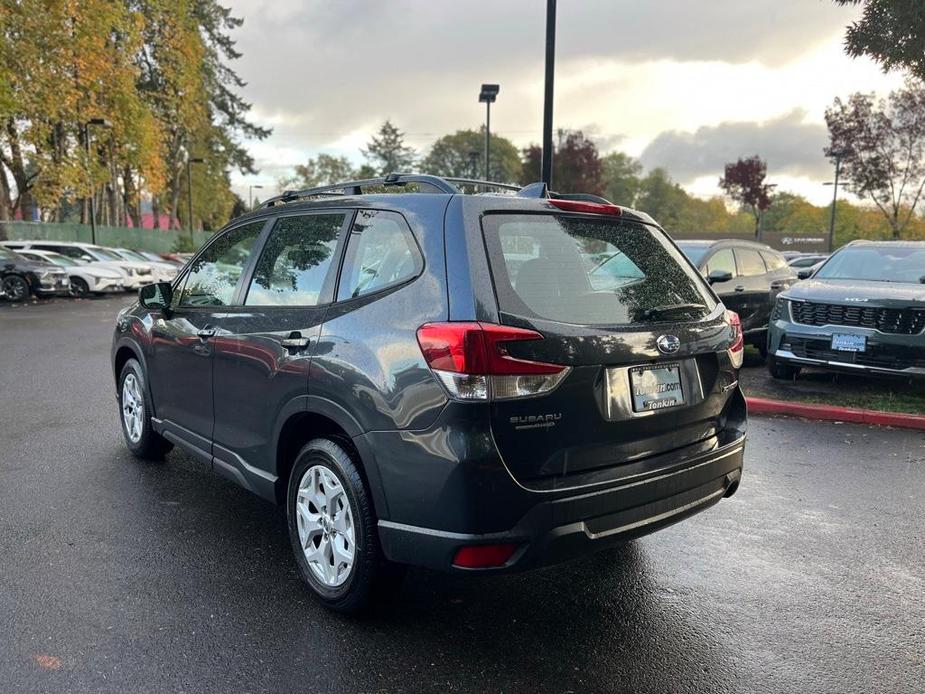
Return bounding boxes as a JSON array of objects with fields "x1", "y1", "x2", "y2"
[{"x1": 746, "y1": 396, "x2": 925, "y2": 431}]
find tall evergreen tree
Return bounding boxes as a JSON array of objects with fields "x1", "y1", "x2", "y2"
[{"x1": 362, "y1": 120, "x2": 416, "y2": 175}]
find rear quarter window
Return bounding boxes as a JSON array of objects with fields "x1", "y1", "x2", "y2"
[{"x1": 481, "y1": 213, "x2": 716, "y2": 326}]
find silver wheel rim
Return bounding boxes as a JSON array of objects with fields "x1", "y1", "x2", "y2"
[
  {"x1": 121, "y1": 373, "x2": 144, "y2": 444},
  {"x1": 296, "y1": 464, "x2": 355, "y2": 587}
]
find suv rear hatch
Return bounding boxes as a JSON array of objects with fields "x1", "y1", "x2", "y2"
[{"x1": 478, "y1": 206, "x2": 740, "y2": 486}]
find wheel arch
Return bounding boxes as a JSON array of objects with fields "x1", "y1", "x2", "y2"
[{"x1": 273, "y1": 396, "x2": 389, "y2": 520}]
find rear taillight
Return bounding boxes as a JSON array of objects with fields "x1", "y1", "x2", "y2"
[
  {"x1": 725, "y1": 310, "x2": 744, "y2": 369},
  {"x1": 548, "y1": 199, "x2": 622, "y2": 216},
  {"x1": 416, "y1": 322, "x2": 570, "y2": 400}
]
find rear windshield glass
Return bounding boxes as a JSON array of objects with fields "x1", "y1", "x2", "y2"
[
  {"x1": 482, "y1": 214, "x2": 716, "y2": 325},
  {"x1": 815, "y1": 246, "x2": 925, "y2": 283}
]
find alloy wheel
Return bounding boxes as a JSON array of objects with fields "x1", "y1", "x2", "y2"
[
  {"x1": 121, "y1": 373, "x2": 144, "y2": 443},
  {"x1": 295, "y1": 464, "x2": 356, "y2": 587},
  {"x1": 2, "y1": 276, "x2": 29, "y2": 302}
]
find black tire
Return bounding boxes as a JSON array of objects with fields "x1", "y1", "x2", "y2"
[
  {"x1": 2, "y1": 274, "x2": 30, "y2": 302},
  {"x1": 118, "y1": 358, "x2": 173, "y2": 460},
  {"x1": 69, "y1": 277, "x2": 90, "y2": 298},
  {"x1": 768, "y1": 355, "x2": 800, "y2": 380},
  {"x1": 287, "y1": 438, "x2": 404, "y2": 613}
]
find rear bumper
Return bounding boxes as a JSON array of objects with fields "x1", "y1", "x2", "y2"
[{"x1": 377, "y1": 436, "x2": 745, "y2": 572}]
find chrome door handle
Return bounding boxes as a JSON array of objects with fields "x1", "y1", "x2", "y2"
[
  {"x1": 734, "y1": 285, "x2": 745, "y2": 292},
  {"x1": 197, "y1": 327, "x2": 216, "y2": 339},
  {"x1": 281, "y1": 333, "x2": 310, "y2": 350}
]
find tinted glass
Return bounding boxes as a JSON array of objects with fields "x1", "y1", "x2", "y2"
[
  {"x1": 337, "y1": 210, "x2": 422, "y2": 301},
  {"x1": 41, "y1": 245, "x2": 91, "y2": 261},
  {"x1": 815, "y1": 246, "x2": 925, "y2": 283},
  {"x1": 704, "y1": 248, "x2": 736, "y2": 276},
  {"x1": 735, "y1": 248, "x2": 766, "y2": 276},
  {"x1": 87, "y1": 247, "x2": 123, "y2": 261},
  {"x1": 760, "y1": 250, "x2": 788, "y2": 270},
  {"x1": 179, "y1": 222, "x2": 264, "y2": 307},
  {"x1": 482, "y1": 214, "x2": 715, "y2": 325},
  {"x1": 245, "y1": 214, "x2": 344, "y2": 306}
]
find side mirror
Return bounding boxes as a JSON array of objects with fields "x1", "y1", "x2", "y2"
[
  {"x1": 797, "y1": 268, "x2": 814, "y2": 280},
  {"x1": 139, "y1": 281, "x2": 173, "y2": 311},
  {"x1": 707, "y1": 269, "x2": 733, "y2": 285}
]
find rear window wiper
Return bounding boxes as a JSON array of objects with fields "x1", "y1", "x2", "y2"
[{"x1": 640, "y1": 303, "x2": 707, "y2": 320}]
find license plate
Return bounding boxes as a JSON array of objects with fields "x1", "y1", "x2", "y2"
[
  {"x1": 629, "y1": 363, "x2": 685, "y2": 412},
  {"x1": 831, "y1": 333, "x2": 866, "y2": 352}
]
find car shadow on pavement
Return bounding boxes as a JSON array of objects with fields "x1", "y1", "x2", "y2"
[{"x1": 115, "y1": 447, "x2": 737, "y2": 691}]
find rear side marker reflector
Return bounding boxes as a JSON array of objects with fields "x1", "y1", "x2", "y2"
[
  {"x1": 417, "y1": 322, "x2": 570, "y2": 401},
  {"x1": 452, "y1": 543, "x2": 520, "y2": 569}
]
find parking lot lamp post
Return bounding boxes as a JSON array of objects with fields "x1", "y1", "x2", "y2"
[
  {"x1": 249, "y1": 184, "x2": 264, "y2": 210},
  {"x1": 186, "y1": 156, "x2": 204, "y2": 243},
  {"x1": 85, "y1": 118, "x2": 112, "y2": 245},
  {"x1": 824, "y1": 150, "x2": 847, "y2": 253},
  {"x1": 479, "y1": 84, "x2": 499, "y2": 181},
  {"x1": 541, "y1": 0, "x2": 557, "y2": 186}
]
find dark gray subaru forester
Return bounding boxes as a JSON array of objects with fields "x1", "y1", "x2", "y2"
[{"x1": 112, "y1": 174, "x2": 746, "y2": 612}]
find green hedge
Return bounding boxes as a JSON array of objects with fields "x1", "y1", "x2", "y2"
[{"x1": 0, "y1": 221, "x2": 212, "y2": 253}]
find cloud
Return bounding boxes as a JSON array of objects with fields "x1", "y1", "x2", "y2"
[{"x1": 639, "y1": 110, "x2": 830, "y2": 183}]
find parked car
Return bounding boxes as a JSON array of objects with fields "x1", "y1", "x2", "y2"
[
  {"x1": 16, "y1": 249, "x2": 124, "y2": 297},
  {"x1": 788, "y1": 253, "x2": 829, "y2": 269},
  {"x1": 0, "y1": 246, "x2": 70, "y2": 301},
  {"x1": 112, "y1": 174, "x2": 747, "y2": 612},
  {"x1": 1, "y1": 240, "x2": 154, "y2": 290},
  {"x1": 676, "y1": 239, "x2": 797, "y2": 357},
  {"x1": 109, "y1": 247, "x2": 179, "y2": 284},
  {"x1": 768, "y1": 240, "x2": 925, "y2": 379},
  {"x1": 135, "y1": 250, "x2": 185, "y2": 268}
]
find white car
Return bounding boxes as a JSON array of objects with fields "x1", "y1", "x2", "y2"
[
  {"x1": 1, "y1": 241, "x2": 154, "y2": 290},
  {"x1": 110, "y1": 247, "x2": 179, "y2": 284},
  {"x1": 16, "y1": 249, "x2": 125, "y2": 297}
]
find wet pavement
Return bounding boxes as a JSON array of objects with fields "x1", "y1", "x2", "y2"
[{"x1": 1, "y1": 296, "x2": 923, "y2": 693}]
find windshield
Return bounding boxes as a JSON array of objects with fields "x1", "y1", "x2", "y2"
[
  {"x1": 0, "y1": 247, "x2": 21, "y2": 260},
  {"x1": 482, "y1": 214, "x2": 716, "y2": 326},
  {"x1": 815, "y1": 246, "x2": 925, "y2": 283},
  {"x1": 38, "y1": 252, "x2": 79, "y2": 267},
  {"x1": 118, "y1": 249, "x2": 149, "y2": 262},
  {"x1": 88, "y1": 247, "x2": 123, "y2": 261},
  {"x1": 677, "y1": 244, "x2": 709, "y2": 266}
]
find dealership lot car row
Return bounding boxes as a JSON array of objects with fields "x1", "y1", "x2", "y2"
[{"x1": 0, "y1": 240, "x2": 186, "y2": 299}]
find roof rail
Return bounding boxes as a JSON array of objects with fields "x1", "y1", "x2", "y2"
[
  {"x1": 255, "y1": 173, "x2": 613, "y2": 210},
  {"x1": 257, "y1": 173, "x2": 461, "y2": 209},
  {"x1": 443, "y1": 178, "x2": 520, "y2": 192}
]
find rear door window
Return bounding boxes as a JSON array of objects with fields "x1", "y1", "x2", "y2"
[
  {"x1": 735, "y1": 248, "x2": 767, "y2": 276},
  {"x1": 482, "y1": 214, "x2": 715, "y2": 325},
  {"x1": 760, "y1": 250, "x2": 788, "y2": 271},
  {"x1": 244, "y1": 213, "x2": 345, "y2": 306},
  {"x1": 336, "y1": 210, "x2": 423, "y2": 301}
]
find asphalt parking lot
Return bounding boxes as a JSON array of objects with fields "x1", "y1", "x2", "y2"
[{"x1": 1, "y1": 296, "x2": 923, "y2": 694}]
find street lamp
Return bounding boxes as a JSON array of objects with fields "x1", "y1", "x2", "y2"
[
  {"x1": 824, "y1": 150, "x2": 848, "y2": 253},
  {"x1": 478, "y1": 84, "x2": 499, "y2": 181},
  {"x1": 186, "y1": 156, "x2": 204, "y2": 240},
  {"x1": 249, "y1": 184, "x2": 264, "y2": 210},
  {"x1": 757, "y1": 183, "x2": 778, "y2": 243},
  {"x1": 85, "y1": 118, "x2": 112, "y2": 245},
  {"x1": 541, "y1": 0, "x2": 557, "y2": 186}
]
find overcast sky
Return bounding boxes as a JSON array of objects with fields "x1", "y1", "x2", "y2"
[{"x1": 224, "y1": 0, "x2": 904, "y2": 205}]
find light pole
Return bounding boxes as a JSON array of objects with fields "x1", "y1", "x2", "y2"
[
  {"x1": 186, "y1": 156, "x2": 204, "y2": 242},
  {"x1": 824, "y1": 150, "x2": 847, "y2": 252},
  {"x1": 541, "y1": 0, "x2": 557, "y2": 186},
  {"x1": 249, "y1": 184, "x2": 264, "y2": 210},
  {"x1": 478, "y1": 84, "x2": 499, "y2": 181},
  {"x1": 757, "y1": 183, "x2": 778, "y2": 243},
  {"x1": 85, "y1": 118, "x2": 111, "y2": 245}
]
